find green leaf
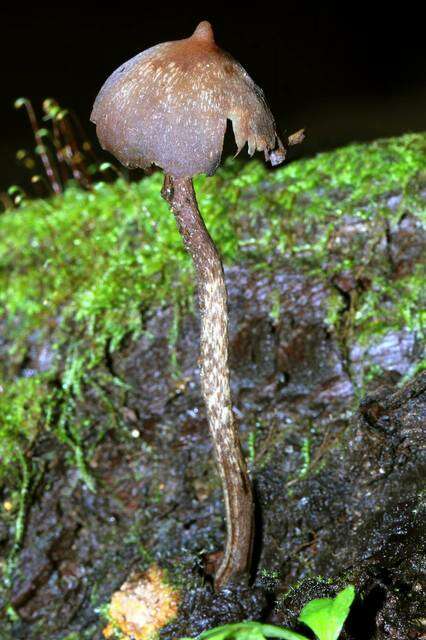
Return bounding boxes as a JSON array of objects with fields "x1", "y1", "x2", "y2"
[
  {"x1": 298, "y1": 585, "x2": 355, "y2": 640},
  {"x1": 253, "y1": 624, "x2": 307, "y2": 640},
  {"x1": 180, "y1": 621, "x2": 307, "y2": 640}
]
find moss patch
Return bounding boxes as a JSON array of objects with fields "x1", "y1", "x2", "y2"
[{"x1": 0, "y1": 133, "x2": 424, "y2": 491}]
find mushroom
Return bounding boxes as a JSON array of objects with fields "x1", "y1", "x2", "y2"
[{"x1": 91, "y1": 20, "x2": 303, "y2": 589}]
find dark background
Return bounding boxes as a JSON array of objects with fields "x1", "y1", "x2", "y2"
[{"x1": 1, "y1": 5, "x2": 425, "y2": 191}]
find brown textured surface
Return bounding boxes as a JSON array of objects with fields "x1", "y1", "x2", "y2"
[
  {"x1": 91, "y1": 21, "x2": 284, "y2": 177},
  {"x1": 1, "y1": 273, "x2": 423, "y2": 637},
  {"x1": 161, "y1": 175, "x2": 254, "y2": 588}
]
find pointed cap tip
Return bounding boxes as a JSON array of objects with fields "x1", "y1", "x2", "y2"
[{"x1": 192, "y1": 21, "x2": 215, "y2": 43}]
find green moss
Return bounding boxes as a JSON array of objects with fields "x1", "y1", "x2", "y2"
[
  {"x1": 0, "y1": 133, "x2": 424, "y2": 493},
  {"x1": 0, "y1": 374, "x2": 51, "y2": 475},
  {"x1": 355, "y1": 264, "x2": 424, "y2": 341}
]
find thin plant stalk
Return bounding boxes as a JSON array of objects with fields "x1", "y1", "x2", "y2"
[{"x1": 16, "y1": 99, "x2": 62, "y2": 194}]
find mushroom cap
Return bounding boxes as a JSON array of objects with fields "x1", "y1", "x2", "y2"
[{"x1": 91, "y1": 21, "x2": 285, "y2": 178}]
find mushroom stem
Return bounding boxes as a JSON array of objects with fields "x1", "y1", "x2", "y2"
[{"x1": 161, "y1": 174, "x2": 254, "y2": 589}]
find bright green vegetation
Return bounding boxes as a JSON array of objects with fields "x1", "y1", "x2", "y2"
[
  {"x1": 0, "y1": 133, "x2": 424, "y2": 523},
  {"x1": 180, "y1": 586, "x2": 355, "y2": 640},
  {"x1": 297, "y1": 586, "x2": 355, "y2": 640}
]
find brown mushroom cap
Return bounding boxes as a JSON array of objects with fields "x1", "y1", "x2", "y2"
[{"x1": 91, "y1": 21, "x2": 285, "y2": 178}]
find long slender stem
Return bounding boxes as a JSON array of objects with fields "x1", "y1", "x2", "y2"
[
  {"x1": 23, "y1": 101, "x2": 62, "y2": 194},
  {"x1": 161, "y1": 175, "x2": 254, "y2": 589}
]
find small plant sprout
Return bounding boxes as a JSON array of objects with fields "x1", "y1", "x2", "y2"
[
  {"x1": 179, "y1": 586, "x2": 355, "y2": 640},
  {"x1": 297, "y1": 585, "x2": 355, "y2": 640},
  {"x1": 91, "y1": 21, "x2": 303, "y2": 589},
  {"x1": 13, "y1": 97, "x2": 97, "y2": 197},
  {"x1": 14, "y1": 97, "x2": 62, "y2": 194}
]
